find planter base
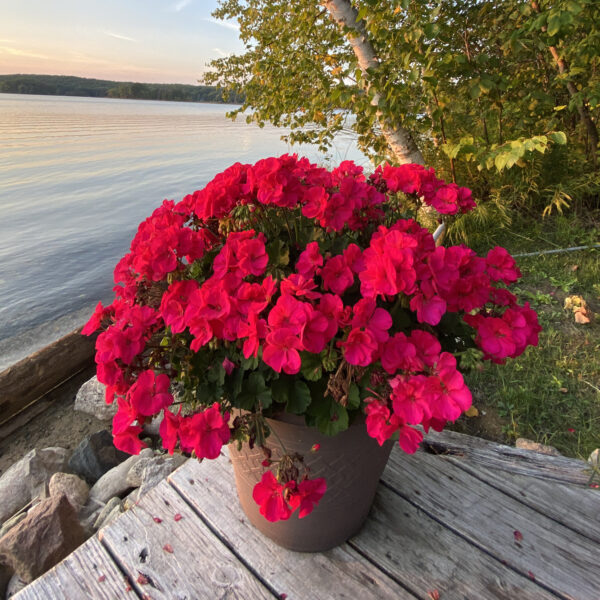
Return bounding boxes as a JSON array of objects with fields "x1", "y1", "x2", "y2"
[{"x1": 228, "y1": 414, "x2": 393, "y2": 552}]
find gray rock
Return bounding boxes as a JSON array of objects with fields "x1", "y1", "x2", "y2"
[
  {"x1": 74, "y1": 376, "x2": 116, "y2": 421},
  {"x1": 0, "y1": 494, "x2": 86, "y2": 583},
  {"x1": 0, "y1": 447, "x2": 70, "y2": 525},
  {"x1": 122, "y1": 488, "x2": 141, "y2": 511},
  {"x1": 95, "y1": 504, "x2": 122, "y2": 531},
  {"x1": 5, "y1": 573, "x2": 26, "y2": 598},
  {"x1": 68, "y1": 430, "x2": 129, "y2": 483},
  {"x1": 515, "y1": 438, "x2": 562, "y2": 456},
  {"x1": 92, "y1": 497, "x2": 121, "y2": 530},
  {"x1": 0, "y1": 564, "x2": 13, "y2": 598},
  {"x1": 137, "y1": 454, "x2": 188, "y2": 499},
  {"x1": 142, "y1": 413, "x2": 163, "y2": 436},
  {"x1": 78, "y1": 497, "x2": 105, "y2": 538},
  {"x1": 48, "y1": 473, "x2": 89, "y2": 510},
  {"x1": 125, "y1": 452, "x2": 158, "y2": 487},
  {"x1": 0, "y1": 513, "x2": 26, "y2": 539},
  {"x1": 88, "y1": 449, "x2": 152, "y2": 504}
]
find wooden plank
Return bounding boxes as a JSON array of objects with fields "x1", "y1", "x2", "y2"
[
  {"x1": 169, "y1": 455, "x2": 417, "y2": 600},
  {"x1": 422, "y1": 428, "x2": 590, "y2": 486},
  {"x1": 99, "y1": 480, "x2": 275, "y2": 600},
  {"x1": 443, "y1": 456, "x2": 600, "y2": 545},
  {"x1": 0, "y1": 328, "x2": 96, "y2": 425},
  {"x1": 351, "y1": 485, "x2": 558, "y2": 600},
  {"x1": 385, "y1": 447, "x2": 600, "y2": 600},
  {"x1": 13, "y1": 536, "x2": 134, "y2": 600}
]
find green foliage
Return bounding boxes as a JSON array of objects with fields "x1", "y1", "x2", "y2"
[
  {"x1": 271, "y1": 375, "x2": 312, "y2": 414},
  {"x1": 459, "y1": 213, "x2": 600, "y2": 458},
  {"x1": 307, "y1": 394, "x2": 350, "y2": 436},
  {"x1": 206, "y1": 0, "x2": 600, "y2": 214},
  {"x1": 238, "y1": 372, "x2": 272, "y2": 409}
]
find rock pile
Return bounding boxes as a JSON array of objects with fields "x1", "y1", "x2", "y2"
[{"x1": 0, "y1": 376, "x2": 187, "y2": 599}]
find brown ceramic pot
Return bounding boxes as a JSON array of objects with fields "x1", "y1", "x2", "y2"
[{"x1": 228, "y1": 412, "x2": 393, "y2": 552}]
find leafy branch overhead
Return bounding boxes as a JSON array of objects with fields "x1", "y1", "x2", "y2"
[{"x1": 205, "y1": 0, "x2": 599, "y2": 214}]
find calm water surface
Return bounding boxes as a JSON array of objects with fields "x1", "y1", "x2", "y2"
[{"x1": 0, "y1": 94, "x2": 366, "y2": 370}]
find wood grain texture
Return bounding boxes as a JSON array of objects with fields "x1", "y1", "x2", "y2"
[
  {"x1": 422, "y1": 428, "x2": 590, "y2": 486},
  {"x1": 385, "y1": 447, "x2": 600, "y2": 600},
  {"x1": 351, "y1": 485, "x2": 557, "y2": 600},
  {"x1": 443, "y1": 454, "x2": 600, "y2": 545},
  {"x1": 0, "y1": 328, "x2": 96, "y2": 425},
  {"x1": 13, "y1": 536, "x2": 133, "y2": 600},
  {"x1": 169, "y1": 456, "x2": 417, "y2": 600},
  {"x1": 99, "y1": 479, "x2": 274, "y2": 600}
]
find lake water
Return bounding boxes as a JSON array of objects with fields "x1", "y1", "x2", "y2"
[{"x1": 0, "y1": 94, "x2": 367, "y2": 371}]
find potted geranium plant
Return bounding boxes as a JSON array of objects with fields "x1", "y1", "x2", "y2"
[{"x1": 83, "y1": 155, "x2": 540, "y2": 551}]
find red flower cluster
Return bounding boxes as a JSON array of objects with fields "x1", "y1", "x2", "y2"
[
  {"x1": 83, "y1": 154, "x2": 540, "y2": 523},
  {"x1": 252, "y1": 471, "x2": 327, "y2": 522},
  {"x1": 378, "y1": 163, "x2": 476, "y2": 215}
]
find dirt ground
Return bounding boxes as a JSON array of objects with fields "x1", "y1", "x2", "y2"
[{"x1": 0, "y1": 367, "x2": 110, "y2": 476}]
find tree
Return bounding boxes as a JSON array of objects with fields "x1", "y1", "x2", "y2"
[{"x1": 204, "y1": 0, "x2": 598, "y2": 180}]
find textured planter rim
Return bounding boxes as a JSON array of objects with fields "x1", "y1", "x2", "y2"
[{"x1": 228, "y1": 412, "x2": 393, "y2": 552}]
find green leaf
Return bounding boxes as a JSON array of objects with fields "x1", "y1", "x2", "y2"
[
  {"x1": 315, "y1": 400, "x2": 349, "y2": 436},
  {"x1": 494, "y1": 152, "x2": 508, "y2": 172},
  {"x1": 271, "y1": 375, "x2": 312, "y2": 414},
  {"x1": 237, "y1": 372, "x2": 272, "y2": 411},
  {"x1": 469, "y1": 82, "x2": 481, "y2": 99},
  {"x1": 241, "y1": 354, "x2": 260, "y2": 370},
  {"x1": 300, "y1": 351, "x2": 323, "y2": 381},
  {"x1": 479, "y1": 78, "x2": 494, "y2": 93},
  {"x1": 547, "y1": 13, "x2": 562, "y2": 36},
  {"x1": 207, "y1": 363, "x2": 226, "y2": 386},
  {"x1": 347, "y1": 383, "x2": 361, "y2": 410},
  {"x1": 224, "y1": 364, "x2": 244, "y2": 402},
  {"x1": 355, "y1": 5, "x2": 368, "y2": 23},
  {"x1": 266, "y1": 239, "x2": 289, "y2": 268},
  {"x1": 548, "y1": 131, "x2": 567, "y2": 145}
]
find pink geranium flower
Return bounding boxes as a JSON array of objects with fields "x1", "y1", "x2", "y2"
[
  {"x1": 178, "y1": 403, "x2": 230, "y2": 459},
  {"x1": 288, "y1": 478, "x2": 327, "y2": 518},
  {"x1": 262, "y1": 328, "x2": 303, "y2": 374},
  {"x1": 87, "y1": 154, "x2": 542, "y2": 526},
  {"x1": 341, "y1": 328, "x2": 378, "y2": 366},
  {"x1": 321, "y1": 254, "x2": 355, "y2": 295},
  {"x1": 252, "y1": 471, "x2": 293, "y2": 522},
  {"x1": 127, "y1": 370, "x2": 173, "y2": 417},
  {"x1": 296, "y1": 241, "x2": 323, "y2": 277}
]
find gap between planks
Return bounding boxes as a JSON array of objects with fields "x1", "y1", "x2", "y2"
[
  {"x1": 169, "y1": 456, "x2": 418, "y2": 600},
  {"x1": 433, "y1": 450, "x2": 600, "y2": 546},
  {"x1": 383, "y1": 448, "x2": 600, "y2": 600}
]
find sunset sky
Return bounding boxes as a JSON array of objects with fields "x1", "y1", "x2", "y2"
[{"x1": 0, "y1": 0, "x2": 243, "y2": 84}]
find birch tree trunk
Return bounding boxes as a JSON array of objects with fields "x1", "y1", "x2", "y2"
[{"x1": 323, "y1": 0, "x2": 425, "y2": 165}]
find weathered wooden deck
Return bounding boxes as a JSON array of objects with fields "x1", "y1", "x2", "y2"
[{"x1": 15, "y1": 429, "x2": 600, "y2": 600}]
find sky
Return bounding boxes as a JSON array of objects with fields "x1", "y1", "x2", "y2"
[{"x1": 0, "y1": 0, "x2": 243, "y2": 84}]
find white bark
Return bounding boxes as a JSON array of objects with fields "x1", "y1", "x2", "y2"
[{"x1": 323, "y1": 0, "x2": 425, "y2": 165}]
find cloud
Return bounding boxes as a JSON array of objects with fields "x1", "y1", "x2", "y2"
[
  {"x1": 212, "y1": 47, "x2": 230, "y2": 57},
  {"x1": 103, "y1": 31, "x2": 137, "y2": 42},
  {"x1": 0, "y1": 46, "x2": 49, "y2": 60},
  {"x1": 203, "y1": 17, "x2": 240, "y2": 31},
  {"x1": 172, "y1": 0, "x2": 192, "y2": 12}
]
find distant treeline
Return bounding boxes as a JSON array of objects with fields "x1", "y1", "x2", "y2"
[{"x1": 0, "y1": 74, "x2": 243, "y2": 104}]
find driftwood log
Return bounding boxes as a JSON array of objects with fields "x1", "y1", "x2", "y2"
[{"x1": 0, "y1": 328, "x2": 96, "y2": 428}]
